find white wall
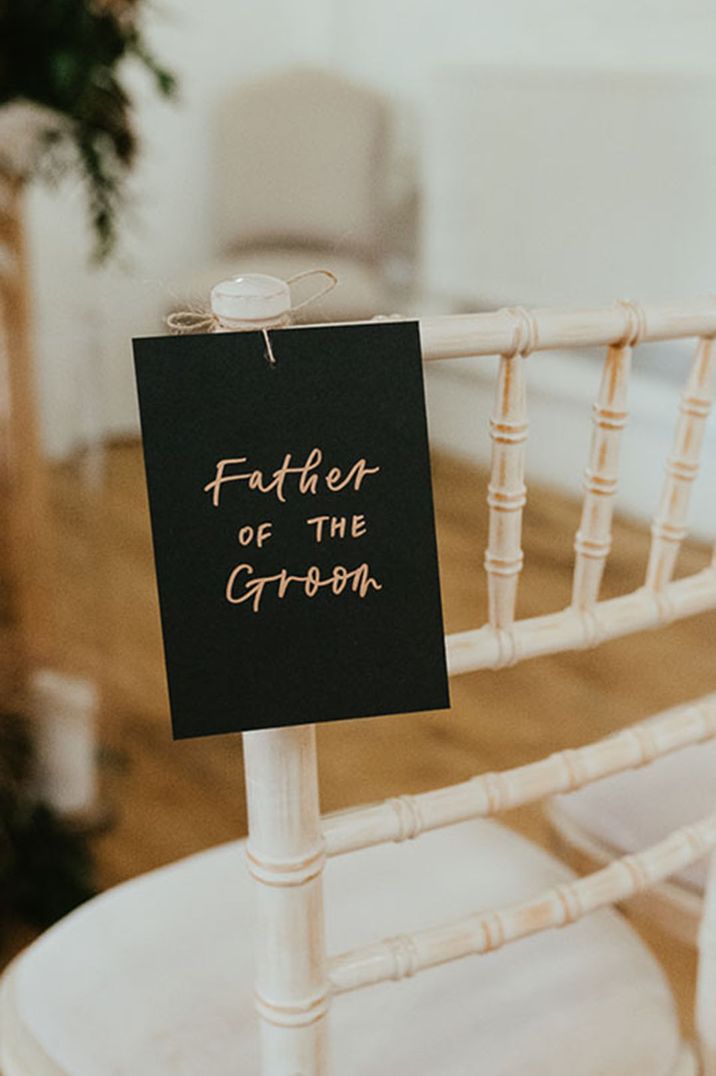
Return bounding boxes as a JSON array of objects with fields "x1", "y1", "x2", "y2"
[
  {"x1": 422, "y1": 63, "x2": 716, "y2": 304},
  {"x1": 27, "y1": 0, "x2": 716, "y2": 455},
  {"x1": 330, "y1": 0, "x2": 716, "y2": 94},
  {"x1": 330, "y1": 1, "x2": 716, "y2": 307}
]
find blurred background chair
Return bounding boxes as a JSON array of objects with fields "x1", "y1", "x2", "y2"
[{"x1": 174, "y1": 68, "x2": 398, "y2": 324}]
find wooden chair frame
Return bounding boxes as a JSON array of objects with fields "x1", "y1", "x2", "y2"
[{"x1": 242, "y1": 298, "x2": 716, "y2": 1076}]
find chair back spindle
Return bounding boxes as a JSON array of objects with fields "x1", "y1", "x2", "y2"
[
  {"x1": 485, "y1": 310, "x2": 533, "y2": 629},
  {"x1": 646, "y1": 336, "x2": 715, "y2": 592},
  {"x1": 571, "y1": 302, "x2": 641, "y2": 610}
]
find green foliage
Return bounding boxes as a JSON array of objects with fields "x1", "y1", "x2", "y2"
[
  {"x1": 0, "y1": 711, "x2": 95, "y2": 940},
  {"x1": 1, "y1": 799, "x2": 95, "y2": 927},
  {"x1": 0, "y1": 0, "x2": 177, "y2": 259}
]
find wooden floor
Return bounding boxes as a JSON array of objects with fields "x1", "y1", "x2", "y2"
[{"x1": 41, "y1": 441, "x2": 716, "y2": 1034}]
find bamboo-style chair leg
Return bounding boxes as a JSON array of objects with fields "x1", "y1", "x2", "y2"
[{"x1": 243, "y1": 724, "x2": 329, "y2": 1076}]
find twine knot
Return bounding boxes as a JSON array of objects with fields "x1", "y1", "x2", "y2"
[{"x1": 165, "y1": 268, "x2": 337, "y2": 366}]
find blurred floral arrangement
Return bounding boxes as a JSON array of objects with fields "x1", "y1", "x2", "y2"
[{"x1": 0, "y1": 0, "x2": 177, "y2": 258}]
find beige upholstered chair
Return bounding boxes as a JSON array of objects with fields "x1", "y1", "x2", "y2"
[
  {"x1": 177, "y1": 68, "x2": 394, "y2": 323},
  {"x1": 2, "y1": 297, "x2": 716, "y2": 1076}
]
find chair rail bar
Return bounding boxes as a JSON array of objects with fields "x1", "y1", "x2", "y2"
[
  {"x1": 416, "y1": 298, "x2": 716, "y2": 362},
  {"x1": 328, "y1": 811, "x2": 716, "y2": 994},
  {"x1": 323, "y1": 693, "x2": 716, "y2": 857},
  {"x1": 446, "y1": 567, "x2": 716, "y2": 677}
]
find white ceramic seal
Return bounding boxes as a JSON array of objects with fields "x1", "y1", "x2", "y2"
[{"x1": 210, "y1": 274, "x2": 291, "y2": 324}]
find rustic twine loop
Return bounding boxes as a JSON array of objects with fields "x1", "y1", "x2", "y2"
[
  {"x1": 500, "y1": 306, "x2": 538, "y2": 358},
  {"x1": 616, "y1": 299, "x2": 647, "y2": 348},
  {"x1": 165, "y1": 268, "x2": 338, "y2": 366}
]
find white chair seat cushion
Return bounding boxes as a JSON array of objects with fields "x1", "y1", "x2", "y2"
[
  {"x1": 177, "y1": 249, "x2": 387, "y2": 324},
  {"x1": 0, "y1": 819, "x2": 683, "y2": 1076},
  {"x1": 554, "y1": 737, "x2": 716, "y2": 893}
]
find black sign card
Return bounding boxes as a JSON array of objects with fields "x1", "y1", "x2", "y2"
[{"x1": 133, "y1": 321, "x2": 450, "y2": 739}]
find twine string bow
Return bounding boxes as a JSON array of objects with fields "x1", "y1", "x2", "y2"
[{"x1": 165, "y1": 268, "x2": 338, "y2": 365}]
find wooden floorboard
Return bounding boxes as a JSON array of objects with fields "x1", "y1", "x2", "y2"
[{"x1": 40, "y1": 441, "x2": 716, "y2": 1034}]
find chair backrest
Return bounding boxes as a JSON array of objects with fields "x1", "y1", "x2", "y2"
[
  {"x1": 242, "y1": 297, "x2": 716, "y2": 1076},
  {"x1": 216, "y1": 68, "x2": 389, "y2": 259}
]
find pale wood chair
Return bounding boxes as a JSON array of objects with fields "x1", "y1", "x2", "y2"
[{"x1": 1, "y1": 297, "x2": 716, "y2": 1076}]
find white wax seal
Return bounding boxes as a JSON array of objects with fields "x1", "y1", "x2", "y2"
[{"x1": 210, "y1": 274, "x2": 291, "y2": 324}]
